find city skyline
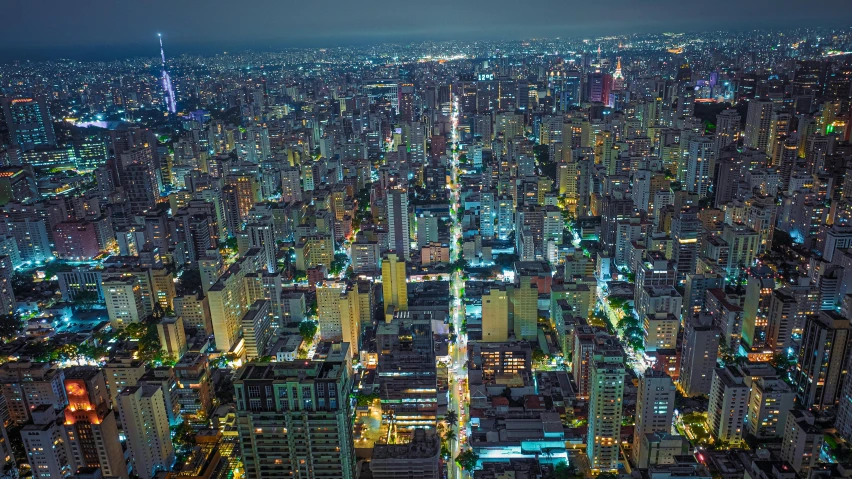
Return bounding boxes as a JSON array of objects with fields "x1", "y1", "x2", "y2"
[
  {"x1": 0, "y1": 1, "x2": 851, "y2": 61},
  {"x1": 0, "y1": 7, "x2": 850, "y2": 479}
]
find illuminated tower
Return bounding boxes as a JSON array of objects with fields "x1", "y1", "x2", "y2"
[
  {"x1": 612, "y1": 57, "x2": 625, "y2": 91},
  {"x1": 158, "y1": 34, "x2": 177, "y2": 114}
]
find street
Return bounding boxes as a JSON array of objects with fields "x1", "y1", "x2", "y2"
[{"x1": 447, "y1": 96, "x2": 471, "y2": 479}]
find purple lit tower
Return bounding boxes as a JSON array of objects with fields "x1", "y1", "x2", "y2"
[{"x1": 158, "y1": 34, "x2": 177, "y2": 113}]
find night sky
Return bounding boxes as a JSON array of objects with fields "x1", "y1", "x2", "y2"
[{"x1": 1, "y1": 0, "x2": 849, "y2": 60}]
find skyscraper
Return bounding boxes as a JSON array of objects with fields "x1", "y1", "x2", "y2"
[
  {"x1": 234, "y1": 347, "x2": 356, "y2": 479},
  {"x1": 713, "y1": 109, "x2": 741, "y2": 156},
  {"x1": 744, "y1": 100, "x2": 773, "y2": 152},
  {"x1": 679, "y1": 315, "x2": 720, "y2": 397},
  {"x1": 1, "y1": 96, "x2": 56, "y2": 151},
  {"x1": 794, "y1": 311, "x2": 852, "y2": 410},
  {"x1": 511, "y1": 276, "x2": 538, "y2": 340},
  {"x1": 317, "y1": 282, "x2": 361, "y2": 352},
  {"x1": 685, "y1": 136, "x2": 714, "y2": 197},
  {"x1": 381, "y1": 253, "x2": 408, "y2": 313},
  {"x1": 103, "y1": 276, "x2": 145, "y2": 330},
  {"x1": 586, "y1": 350, "x2": 625, "y2": 473},
  {"x1": 117, "y1": 384, "x2": 175, "y2": 479},
  {"x1": 633, "y1": 369, "x2": 676, "y2": 464},
  {"x1": 21, "y1": 406, "x2": 70, "y2": 479},
  {"x1": 62, "y1": 367, "x2": 128, "y2": 479},
  {"x1": 670, "y1": 206, "x2": 701, "y2": 283},
  {"x1": 746, "y1": 377, "x2": 794, "y2": 438},
  {"x1": 387, "y1": 185, "x2": 410, "y2": 258},
  {"x1": 481, "y1": 286, "x2": 509, "y2": 342},
  {"x1": 707, "y1": 366, "x2": 749, "y2": 444}
]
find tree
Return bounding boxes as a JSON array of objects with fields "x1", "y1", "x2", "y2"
[
  {"x1": 299, "y1": 320, "x2": 318, "y2": 345},
  {"x1": 352, "y1": 392, "x2": 379, "y2": 407},
  {"x1": 456, "y1": 449, "x2": 479, "y2": 471},
  {"x1": 0, "y1": 314, "x2": 23, "y2": 340},
  {"x1": 552, "y1": 461, "x2": 580, "y2": 479},
  {"x1": 329, "y1": 253, "x2": 349, "y2": 276},
  {"x1": 173, "y1": 421, "x2": 196, "y2": 448},
  {"x1": 12, "y1": 272, "x2": 35, "y2": 297},
  {"x1": 532, "y1": 347, "x2": 549, "y2": 366},
  {"x1": 445, "y1": 410, "x2": 458, "y2": 427},
  {"x1": 177, "y1": 269, "x2": 202, "y2": 295},
  {"x1": 72, "y1": 290, "x2": 100, "y2": 312}
]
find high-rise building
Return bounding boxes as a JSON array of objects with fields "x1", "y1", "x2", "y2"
[
  {"x1": 416, "y1": 213, "x2": 439, "y2": 249},
  {"x1": 103, "y1": 359, "x2": 146, "y2": 411},
  {"x1": 744, "y1": 100, "x2": 773, "y2": 152},
  {"x1": 707, "y1": 366, "x2": 749, "y2": 444},
  {"x1": 246, "y1": 217, "x2": 276, "y2": 274},
  {"x1": 156, "y1": 316, "x2": 187, "y2": 360},
  {"x1": 103, "y1": 276, "x2": 145, "y2": 330},
  {"x1": 586, "y1": 350, "x2": 625, "y2": 473},
  {"x1": 794, "y1": 311, "x2": 852, "y2": 410},
  {"x1": 671, "y1": 207, "x2": 701, "y2": 283},
  {"x1": 746, "y1": 377, "x2": 794, "y2": 438},
  {"x1": 124, "y1": 163, "x2": 160, "y2": 214},
  {"x1": 480, "y1": 191, "x2": 496, "y2": 239},
  {"x1": 208, "y1": 262, "x2": 249, "y2": 352},
  {"x1": 241, "y1": 300, "x2": 275, "y2": 360},
  {"x1": 234, "y1": 346, "x2": 356, "y2": 479},
  {"x1": 1, "y1": 96, "x2": 56, "y2": 151},
  {"x1": 381, "y1": 253, "x2": 408, "y2": 313},
  {"x1": 397, "y1": 83, "x2": 415, "y2": 122},
  {"x1": 512, "y1": 276, "x2": 538, "y2": 340},
  {"x1": 741, "y1": 266, "x2": 776, "y2": 352},
  {"x1": 765, "y1": 288, "x2": 798, "y2": 353},
  {"x1": 387, "y1": 185, "x2": 410, "y2": 258},
  {"x1": 62, "y1": 367, "x2": 128, "y2": 479},
  {"x1": 376, "y1": 310, "x2": 437, "y2": 436},
  {"x1": 679, "y1": 315, "x2": 720, "y2": 397},
  {"x1": 781, "y1": 410, "x2": 824, "y2": 476},
  {"x1": 713, "y1": 109, "x2": 741, "y2": 156},
  {"x1": 21, "y1": 406, "x2": 70, "y2": 479},
  {"x1": 633, "y1": 370, "x2": 675, "y2": 465},
  {"x1": 685, "y1": 136, "x2": 714, "y2": 197},
  {"x1": 721, "y1": 224, "x2": 759, "y2": 276},
  {"x1": 316, "y1": 282, "x2": 361, "y2": 353},
  {"x1": 117, "y1": 384, "x2": 175, "y2": 479},
  {"x1": 0, "y1": 362, "x2": 67, "y2": 426},
  {"x1": 481, "y1": 286, "x2": 509, "y2": 342},
  {"x1": 836, "y1": 351, "x2": 852, "y2": 443},
  {"x1": 173, "y1": 353, "x2": 214, "y2": 420}
]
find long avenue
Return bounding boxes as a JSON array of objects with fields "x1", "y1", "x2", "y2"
[{"x1": 447, "y1": 96, "x2": 470, "y2": 479}]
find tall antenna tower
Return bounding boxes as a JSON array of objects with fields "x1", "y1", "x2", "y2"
[{"x1": 158, "y1": 34, "x2": 176, "y2": 114}]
